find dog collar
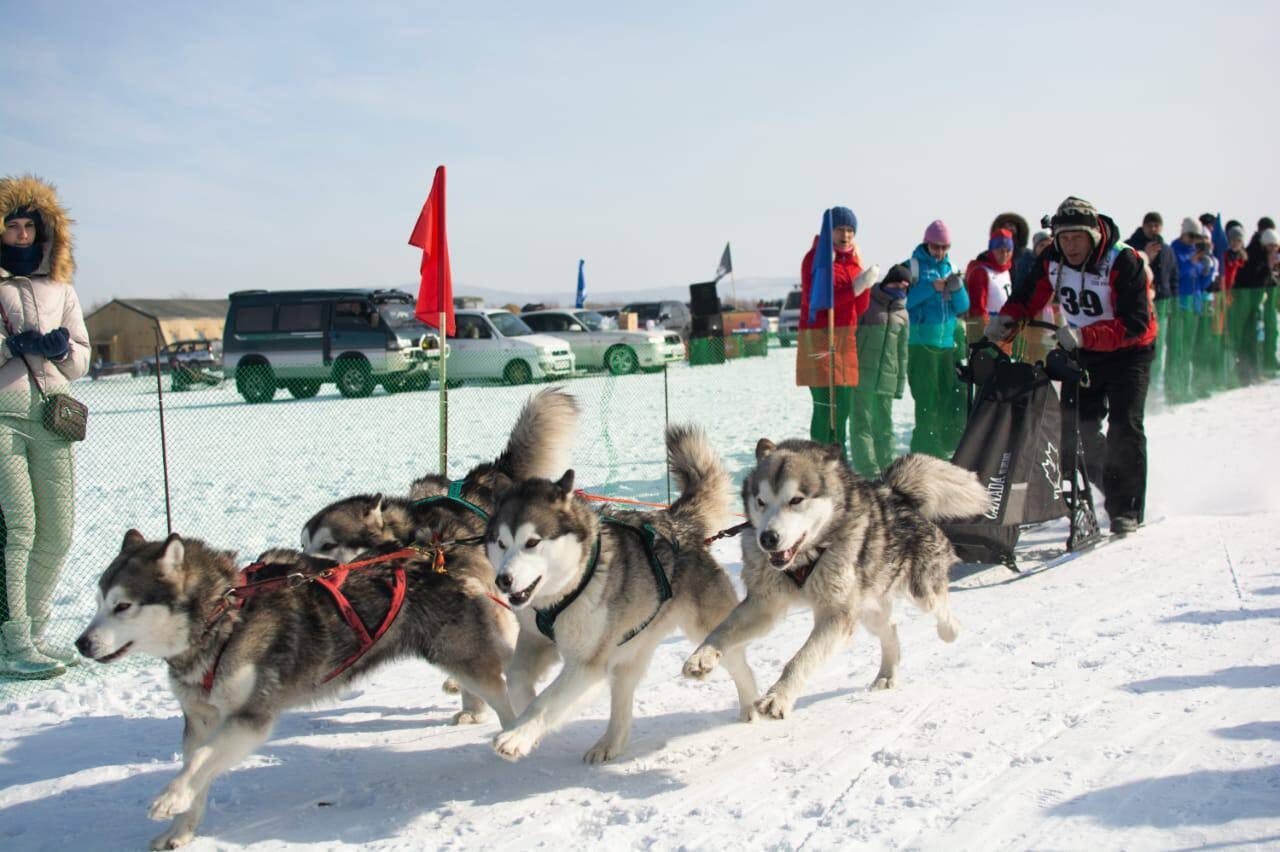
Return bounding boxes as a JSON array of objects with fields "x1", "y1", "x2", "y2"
[
  {"x1": 534, "y1": 535, "x2": 600, "y2": 642},
  {"x1": 784, "y1": 547, "x2": 826, "y2": 588},
  {"x1": 411, "y1": 479, "x2": 490, "y2": 522}
]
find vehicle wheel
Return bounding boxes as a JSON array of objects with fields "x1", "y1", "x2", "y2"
[
  {"x1": 236, "y1": 363, "x2": 276, "y2": 404},
  {"x1": 503, "y1": 359, "x2": 533, "y2": 385},
  {"x1": 286, "y1": 380, "x2": 321, "y2": 399},
  {"x1": 445, "y1": 378, "x2": 464, "y2": 389},
  {"x1": 334, "y1": 358, "x2": 375, "y2": 398},
  {"x1": 382, "y1": 374, "x2": 408, "y2": 394},
  {"x1": 407, "y1": 373, "x2": 432, "y2": 391},
  {"x1": 605, "y1": 345, "x2": 639, "y2": 375}
]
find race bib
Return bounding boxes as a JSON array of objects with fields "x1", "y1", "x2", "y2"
[{"x1": 1049, "y1": 251, "x2": 1118, "y2": 328}]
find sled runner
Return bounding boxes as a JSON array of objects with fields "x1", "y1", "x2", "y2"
[{"x1": 944, "y1": 342, "x2": 1101, "y2": 570}]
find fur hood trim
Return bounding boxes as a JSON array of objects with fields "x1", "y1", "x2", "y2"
[{"x1": 0, "y1": 174, "x2": 75, "y2": 283}]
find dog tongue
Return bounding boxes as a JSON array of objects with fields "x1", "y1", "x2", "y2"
[{"x1": 770, "y1": 545, "x2": 798, "y2": 568}]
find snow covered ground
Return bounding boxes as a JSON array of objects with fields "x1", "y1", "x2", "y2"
[{"x1": 2, "y1": 347, "x2": 1279, "y2": 851}]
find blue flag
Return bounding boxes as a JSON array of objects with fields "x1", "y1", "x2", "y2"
[
  {"x1": 807, "y1": 209, "x2": 835, "y2": 324},
  {"x1": 575, "y1": 259, "x2": 586, "y2": 308}
]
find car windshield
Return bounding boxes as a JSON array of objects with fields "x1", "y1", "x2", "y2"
[
  {"x1": 574, "y1": 310, "x2": 614, "y2": 331},
  {"x1": 625, "y1": 304, "x2": 661, "y2": 320},
  {"x1": 783, "y1": 291, "x2": 802, "y2": 310},
  {"x1": 377, "y1": 303, "x2": 428, "y2": 330},
  {"x1": 489, "y1": 311, "x2": 534, "y2": 336}
]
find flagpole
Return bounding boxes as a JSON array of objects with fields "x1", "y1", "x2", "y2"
[{"x1": 439, "y1": 312, "x2": 448, "y2": 476}]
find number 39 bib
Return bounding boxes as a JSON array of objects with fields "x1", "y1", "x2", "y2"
[{"x1": 1048, "y1": 247, "x2": 1119, "y2": 328}]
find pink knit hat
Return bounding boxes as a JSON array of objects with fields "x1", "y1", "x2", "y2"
[{"x1": 923, "y1": 219, "x2": 951, "y2": 245}]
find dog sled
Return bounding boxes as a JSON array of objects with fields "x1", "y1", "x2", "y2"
[{"x1": 943, "y1": 341, "x2": 1101, "y2": 569}]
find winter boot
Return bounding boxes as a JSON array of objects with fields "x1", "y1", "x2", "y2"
[
  {"x1": 31, "y1": 622, "x2": 80, "y2": 667},
  {"x1": 0, "y1": 619, "x2": 65, "y2": 679},
  {"x1": 1110, "y1": 515, "x2": 1140, "y2": 536}
]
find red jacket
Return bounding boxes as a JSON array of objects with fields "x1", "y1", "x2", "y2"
[
  {"x1": 796, "y1": 237, "x2": 869, "y2": 387},
  {"x1": 799, "y1": 238, "x2": 870, "y2": 331}
]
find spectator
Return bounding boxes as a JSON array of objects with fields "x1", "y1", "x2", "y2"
[
  {"x1": 850, "y1": 264, "x2": 910, "y2": 477},
  {"x1": 796, "y1": 206, "x2": 875, "y2": 456},
  {"x1": 1127, "y1": 212, "x2": 1179, "y2": 387},
  {"x1": 991, "y1": 212, "x2": 1036, "y2": 293},
  {"x1": 1167, "y1": 218, "x2": 1216, "y2": 403},
  {"x1": 1217, "y1": 223, "x2": 1248, "y2": 388},
  {"x1": 989, "y1": 197, "x2": 1156, "y2": 535},
  {"x1": 0, "y1": 175, "x2": 89, "y2": 679},
  {"x1": 963, "y1": 229, "x2": 1014, "y2": 349},
  {"x1": 903, "y1": 220, "x2": 968, "y2": 459}
]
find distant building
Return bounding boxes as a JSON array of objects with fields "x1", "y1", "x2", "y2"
[{"x1": 84, "y1": 298, "x2": 229, "y2": 364}]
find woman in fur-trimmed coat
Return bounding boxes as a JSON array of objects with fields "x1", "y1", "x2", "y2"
[{"x1": 0, "y1": 174, "x2": 90, "y2": 679}]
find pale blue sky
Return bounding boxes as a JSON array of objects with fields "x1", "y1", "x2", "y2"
[{"x1": 5, "y1": 0, "x2": 1276, "y2": 309}]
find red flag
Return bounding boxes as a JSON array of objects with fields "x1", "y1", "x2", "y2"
[{"x1": 408, "y1": 165, "x2": 455, "y2": 337}]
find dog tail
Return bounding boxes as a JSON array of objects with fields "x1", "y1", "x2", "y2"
[
  {"x1": 666, "y1": 424, "x2": 732, "y2": 539},
  {"x1": 494, "y1": 387, "x2": 580, "y2": 481},
  {"x1": 881, "y1": 453, "x2": 990, "y2": 522}
]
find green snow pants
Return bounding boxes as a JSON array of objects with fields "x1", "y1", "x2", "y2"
[
  {"x1": 0, "y1": 416, "x2": 75, "y2": 631},
  {"x1": 1229, "y1": 289, "x2": 1264, "y2": 385},
  {"x1": 1151, "y1": 298, "x2": 1172, "y2": 388},
  {"x1": 850, "y1": 387, "x2": 895, "y2": 478},
  {"x1": 808, "y1": 386, "x2": 853, "y2": 458},
  {"x1": 1264, "y1": 290, "x2": 1279, "y2": 375},
  {"x1": 907, "y1": 344, "x2": 966, "y2": 460},
  {"x1": 1191, "y1": 310, "x2": 1222, "y2": 399},
  {"x1": 1164, "y1": 298, "x2": 1199, "y2": 404}
]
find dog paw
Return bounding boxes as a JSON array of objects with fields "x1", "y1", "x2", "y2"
[
  {"x1": 937, "y1": 619, "x2": 959, "y2": 643},
  {"x1": 148, "y1": 783, "x2": 195, "y2": 821},
  {"x1": 754, "y1": 691, "x2": 793, "y2": 720},
  {"x1": 869, "y1": 674, "x2": 897, "y2": 691},
  {"x1": 583, "y1": 738, "x2": 624, "y2": 765},
  {"x1": 493, "y1": 725, "x2": 540, "y2": 762},
  {"x1": 150, "y1": 824, "x2": 196, "y2": 849},
  {"x1": 682, "y1": 646, "x2": 721, "y2": 680},
  {"x1": 452, "y1": 709, "x2": 489, "y2": 725},
  {"x1": 441, "y1": 677, "x2": 461, "y2": 694},
  {"x1": 739, "y1": 703, "x2": 760, "y2": 723}
]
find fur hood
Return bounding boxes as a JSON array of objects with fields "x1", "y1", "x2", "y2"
[{"x1": 0, "y1": 174, "x2": 75, "y2": 283}]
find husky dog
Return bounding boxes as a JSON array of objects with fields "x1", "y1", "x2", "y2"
[
  {"x1": 485, "y1": 425, "x2": 759, "y2": 764},
  {"x1": 299, "y1": 387, "x2": 578, "y2": 722},
  {"x1": 683, "y1": 442, "x2": 989, "y2": 720},
  {"x1": 76, "y1": 534, "x2": 517, "y2": 850}
]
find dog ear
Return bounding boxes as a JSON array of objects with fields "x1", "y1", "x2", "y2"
[
  {"x1": 555, "y1": 469, "x2": 575, "y2": 496},
  {"x1": 156, "y1": 533, "x2": 185, "y2": 580},
  {"x1": 121, "y1": 529, "x2": 146, "y2": 552},
  {"x1": 755, "y1": 438, "x2": 776, "y2": 461},
  {"x1": 366, "y1": 494, "x2": 385, "y2": 531},
  {"x1": 821, "y1": 443, "x2": 844, "y2": 463}
]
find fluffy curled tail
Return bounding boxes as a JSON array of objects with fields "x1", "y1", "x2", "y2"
[
  {"x1": 495, "y1": 387, "x2": 580, "y2": 481},
  {"x1": 881, "y1": 454, "x2": 990, "y2": 522},
  {"x1": 665, "y1": 424, "x2": 731, "y2": 539}
]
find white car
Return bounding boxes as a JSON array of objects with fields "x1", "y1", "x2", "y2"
[
  {"x1": 444, "y1": 309, "x2": 576, "y2": 384},
  {"x1": 521, "y1": 309, "x2": 685, "y2": 375},
  {"x1": 778, "y1": 287, "x2": 802, "y2": 346}
]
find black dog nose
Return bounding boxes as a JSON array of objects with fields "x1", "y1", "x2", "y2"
[
  {"x1": 759, "y1": 530, "x2": 780, "y2": 550},
  {"x1": 75, "y1": 634, "x2": 91, "y2": 656},
  {"x1": 495, "y1": 574, "x2": 513, "y2": 592}
]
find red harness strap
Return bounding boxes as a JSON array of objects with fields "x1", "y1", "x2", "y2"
[{"x1": 316, "y1": 563, "x2": 408, "y2": 684}]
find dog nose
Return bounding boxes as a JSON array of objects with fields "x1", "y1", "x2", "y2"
[
  {"x1": 759, "y1": 529, "x2": 780, "y2": 550},
  {"x1": 75, "y1": 634, "x2": 91, "y2": 657},
  {"x1": 495, "y1": 574, "x2": 513, "y2": 592}
]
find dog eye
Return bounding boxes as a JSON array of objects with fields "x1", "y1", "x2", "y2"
[
  {"x1": 789, "y1": 496, "x2": 804, "y2": 506},
  {"x1": 494, "y1": 539, "x2": 507, "y2": 550},
  {"x1": 756, "y1": 498, "x2": 765, "y2": 509},
  {"x1": 113, "y1": 602, "x2": 132, "y2": 614},
  {"x1": 524, "y1": 538, "x2": 541, "y2": 549},
  {"x1": 320, "y1": 543, "x2": 336, "y2": 551}
]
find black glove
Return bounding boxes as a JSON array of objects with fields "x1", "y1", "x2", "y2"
[
  {"x1": 39, "y1": 327, "x2": 70, "y2": 361},
  {"x1": 5, "y1": 329, "x2": 41, "y2": 357}
]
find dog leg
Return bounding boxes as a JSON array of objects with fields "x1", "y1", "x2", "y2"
[
  {"x1": 506, "y1": 631, "x2": 559, "y2": 715},
  {"x1": 862, "y1": 600, "x2": 901, "y2": 690},
  {"x1": 451, "y1": 669, "x2": 516, "y2": 729},
  {"x1": 757, "y1": 608, "x2": 856, "y2": 719},
  {"x1": 584, "y1": 655, "x2": 650, "y2": 764},
  {"x1": 452, "y1": 689, "x2": 490, "y2": 725},
  {"x1": 493, "y1": 661, "x2": 603, "y2": 762},
  {"x1": 684, "y1": 593, "x2": 783, "y2": 681},
  {"x1": 148, "y1": 706, "x2": 219, "y2": 849},
  {"x1": 441, "y1": 677, "x2": 461, "y2": 694},
  {"x1": 676, "y1": 584, "x2": 760, "y2": 720},
  {"x1": 929, "y1": 583, "x2": 960, "y2": 643},
  {"x1": 148, "y1": 713, "x2": 273, "y2": 822}
]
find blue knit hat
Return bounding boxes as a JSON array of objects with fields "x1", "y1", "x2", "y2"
[{"x1": 830, "y1": 206, "x2": 857, "y2": 233}]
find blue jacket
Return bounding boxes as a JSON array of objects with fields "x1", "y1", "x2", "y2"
[
  {"x1": 1170, "y1": 237, "x2": 1217, "y2": 311},
  {"x1": 903, "y1": 244, "x2": 969, "y2": 348}
]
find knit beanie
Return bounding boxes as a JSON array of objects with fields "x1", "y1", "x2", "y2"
[
  {"x1": 1031, "y1": 229, "x2": 1053, "y2": 249},
  {"x1": 882, "y1": 264, "x2": 911, "y2": 287},
  {"x1": 988, "y1": 229, "x2": 1014, "y2": 251},
  {"x1": 923, "y1": 219, "x2": 951, "y2": 245},
  {"x1": 1262, "y1": 229, "x2": 1279, "y2": 248},
  {"x1": 1050, "y1": 197, "x2": 1101, "y2": 246},
  {"x1": 1180, "y1": 217, "x2": 1203, "y2": 237},
  {"x1": 1227, "y1": 225, "x2": 1246, "y2": 243},
  {"x1": 830, "y1": 206, "x2": 857, "y2": 233}
]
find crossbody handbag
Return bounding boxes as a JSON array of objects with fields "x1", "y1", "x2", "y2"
[{"x1": 0, "y1": 296, "x2": 88, "y2": 442}]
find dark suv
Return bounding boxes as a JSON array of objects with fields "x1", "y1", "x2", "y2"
[{"x1": 621, "y1": 299, "x2": 692, "y2": 340}]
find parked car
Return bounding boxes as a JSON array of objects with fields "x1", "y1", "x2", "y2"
[
  {"x1": 620, "y1": 299, "x2": 693, "y2": 340},
  {"x1": 758, "y1": 305, "x2": 781, "y2": 335},
  {"x1": 444, "y1": 309, "x2": 576, "y2": 385},
  {"x1": 134, "y1": 339, "x2": 222, "y2": 376},
  {"x1": 521, "y1": 309, "x2": 684, "y2": 374},
  {"x1": 222, "y1": 288, "x2": 442, "y2": 403},
  {"x1": 777, "y1": 287, "x2": 802, "y2": 346}
]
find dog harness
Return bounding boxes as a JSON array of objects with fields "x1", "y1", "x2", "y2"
[
  {"x1": 411, "y1": 479, "x2": 490, "y2": 522},
  {"x1": 200, "y1": 548, "x2": 414, "y2": 693},
  {"x1": 783, "y1": 546, "x2": 826, "y2": 588},
  {"x1": 533, "y1": 518, "x2": 674, "y2": 646}
]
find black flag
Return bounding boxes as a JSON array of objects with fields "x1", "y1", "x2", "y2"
[{"x1": 715, "y1": 242, "x2": 732, "y2": 281}]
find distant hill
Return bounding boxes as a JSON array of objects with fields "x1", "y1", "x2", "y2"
[{"x1": 442, "y1": 276, "x2": 799, "y2": 309}]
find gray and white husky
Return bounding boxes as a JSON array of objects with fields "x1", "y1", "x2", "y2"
[
  {"x1": 683, "y1": 441, "x2": 989, "y2": 720},
  {"x1": 299, "y1": 387, "x2": 579, "y2": 723},
  {"x1": 485, "y1": 425, "x2": 759, "y2": 764},
  {"x1": 76, "y1": 534, "x2": 517, "y2": 850}
]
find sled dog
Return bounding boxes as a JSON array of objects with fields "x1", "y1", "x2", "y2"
[
  {"x1": 683, "y1": 441, "x2": 988, "y2": 719},
  {"x1": 76, "y1": 534, "x2": 517, "y2": 850},
  {"x1": 299, "y1": 387, "x2": 578, "y2": 722},
  {"x1": 485, "y1": 424, "x2": 759, "y2": 764}
]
